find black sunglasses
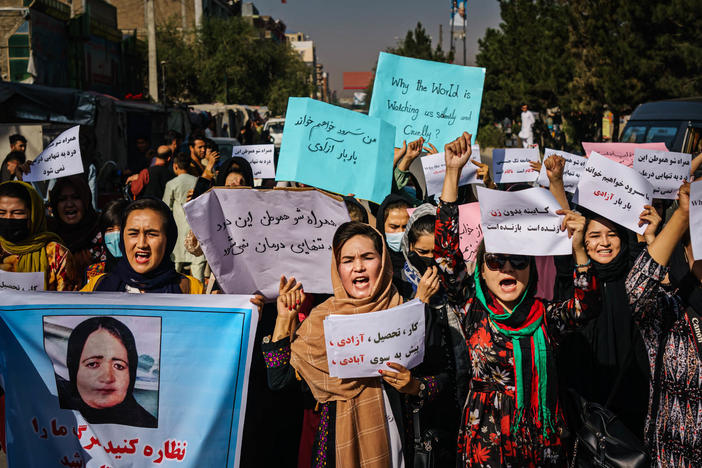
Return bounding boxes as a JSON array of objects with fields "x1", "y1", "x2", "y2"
[{"x1": 484, "y1": 253, "x2": 530, "y2": 271}]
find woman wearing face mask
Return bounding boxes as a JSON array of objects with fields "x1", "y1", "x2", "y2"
[
  {"x1": 81, "y1": 198, "x2": 202, "y2": 294},
  {"x1": 86, "y1": 199, "x2": 129, "y2": 281},
  {"x1": 0, "y1": 181, "x2": 75, "y2": 290},
  {"x1": 435, "y1": 133, "x2": 600, "y2": 467},
  {"x1": 49, "y1": 175, "x2": 105, "y2": 281},
  {"x1": 375, "y1": 193, "x2": 412, "y2": 289},
  {"x1": 263, "y1": 221, "x2": 440, "y2": 467}
]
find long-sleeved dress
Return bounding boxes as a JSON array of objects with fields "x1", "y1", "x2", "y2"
[
  {"x1": 625, "y1": 249, "x2": 702, "y2": 467},
  {"x1": 434, "y1": 200, "x2": 600, "y2": 467}
]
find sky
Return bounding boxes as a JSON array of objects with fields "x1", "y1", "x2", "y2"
[{"x1": 254, "y1": 0, "x2": 503, "y2": 98}]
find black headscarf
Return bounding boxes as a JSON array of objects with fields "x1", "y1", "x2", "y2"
[
  {"x1": 49, "y1": 175, "x2": 100, "y2": 253},
  {"x1": 216, "y1": 157, "x2": 254, "y2": 187},
  {"x1": 58, "y1": 316, "x2": 157, "y2": 427},
  {"x1": 95, "y1": 198, "x2": 184, "y2": 293}
]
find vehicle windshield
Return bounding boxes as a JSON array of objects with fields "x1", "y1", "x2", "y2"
[
  {"x1": 268, "y1": 122, "x2": 285, "y2": 133},
  {"x1": 620, "y1": 124, "x2": 678, "y2": 148}
]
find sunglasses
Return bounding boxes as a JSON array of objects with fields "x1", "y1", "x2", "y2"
[{"x1": 484, "y1": 253, "x2": 530, "y2": 271}]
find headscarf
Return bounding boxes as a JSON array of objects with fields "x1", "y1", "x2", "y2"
[
  {"x1": 0, "y1": 181, "x2": 63, "y2": 286},
  {"x1": 95, "y1": 199, "x2": 183, "y2": 293},
  {"x1": 375, "y1": 193, "x2": 413, "y2": 286},
  {"x1": 49, "y1": 175, "x2": 100, "y2": 253},
  {"x1": 60, "y1": 316, "x2": 156, "y2": 427},
  {"x1": 399, "y1": 203, "x2": 437, "y2": 298},
  {"x1": 215, "y1": 157, "x2": 253, "y2": 187},
  {"x1": 473, "y1": 243, "x2": 558, "y2": 439},
  {"x1": 290, "y1": 224, "x2": 402, "y2": 468}
]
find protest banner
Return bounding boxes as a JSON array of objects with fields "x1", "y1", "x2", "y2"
[
  {"x1": 421, "y1": 145, "x2": 482, "y2": 196},
  {"x1": 0, "y1": 292, "x2": 257, "y2": 468},
  {"x1": 536, "y1": 148, "x2": 587, "y2": 193},
  {"x1": 581, "y1": 142, "x2": 667, "y2": 167},
  {"x1": 231, "y1": 144, "x2": 275, "y2": 179},
  {"x1": 576, "y1": 151, "x2": 653, "y2": 234},
  {"x1": 633, "y1": 149, "x2": 690, "y2": 199},
  {"x1": 368, "y1": 52, "x2": 485, "y2": 148},
  {"x1": 691, "y1": 180, "x2": 702, "y2": 261},
  {"x1": 323, "y1": 299, "x2": 425, "y2": 379},
  {"x1": 459, "y1": 202, "x2": 483, "y2": 262},
  {"x1": 23, "y1": 126, "x2": 83, "y2": 182},
  {"x1": 0, "y1": 270, "x2": 43, "y2": 292},
  {"x1": 275, "y1": 97, "x2": 395, "y2": 203},
  {"x1": 477, "y1": 186, "x2": 571, "y2": 256},
  {"x1": 492, "y1": 148, "x2": 540, "y2": 184},
  {"x1": 184, "y1": 187, "x2": 350, "y2": 298}
]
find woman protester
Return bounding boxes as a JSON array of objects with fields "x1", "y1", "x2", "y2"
[
  {"x1": 263, "y1": 221, "x2": 442, "y2": 467},
  {"x1": 85, "y1": 199, "x2": 129, "y2": 281},
  {"x1": 57, "y1": 316, "x2": 157, "y2": 427},
  {"x1": 81, "y1": 198, "x2": 202, "y2": 294},
  {"x1": 435, "y1": 132, "x2": 600, "y2": 467},
  {"x1": 626, "y1": 181, "x2": 702, "y2": 467},
  {"x1": 0, "y1": 180, "x2": 75, "y2": 290},
  {"x1": 49, "y1": 175, "x2": 105, "y2": 280}
]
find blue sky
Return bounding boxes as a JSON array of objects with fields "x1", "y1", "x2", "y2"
[{"x1": 254, "y1": 0, "x2": 502, "y2": 96}]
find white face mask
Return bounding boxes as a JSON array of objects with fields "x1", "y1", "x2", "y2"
[{"x1": 385, "y1": 231, "x2": 404, "y2": 252}]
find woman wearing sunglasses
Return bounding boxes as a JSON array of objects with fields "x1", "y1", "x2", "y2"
[{"x1": 435, "y1": 132, "x2": 600, "y2": 467}]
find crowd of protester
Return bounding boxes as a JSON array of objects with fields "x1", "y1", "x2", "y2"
[{"x1": 0, "y1": 122, "x2": 701, "y2": 468}]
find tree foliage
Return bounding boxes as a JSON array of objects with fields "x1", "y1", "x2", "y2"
[{"x1": 157, "y1": 16, "x2": 312, "y2": 114}]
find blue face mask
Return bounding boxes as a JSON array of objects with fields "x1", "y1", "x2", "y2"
[
  {"x1": 104, "y1": 231, "x2": 123, "y2": 258},
  {"x1": 385, "y1": 231, "x2": 404, "y2": 252}
]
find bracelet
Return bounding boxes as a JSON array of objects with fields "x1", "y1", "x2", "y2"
[{"x1": 575, "y1": 259, "x2": 591, "y2": 268}]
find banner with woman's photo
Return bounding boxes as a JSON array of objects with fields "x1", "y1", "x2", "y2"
[{"x1": 0, "y1": 292, "x2": 258, "y2": 468}]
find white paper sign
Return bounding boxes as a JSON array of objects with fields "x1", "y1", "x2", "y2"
[
  {"x1": 477, "y1": 186, "x2": 571, "y2": 256},
  {"x1": 0, "y1": 270, "x2": 44, "y2": 292},
  {"x1": 231, "y1": 144, "x2": 275, "y2": 179},
  {"x1": 536, "y1": 149, "x2": 588, "y2": 193},
  {"x1": 492, "y1": 148, "x2": 540, "y2": 184},
  {"x1": 691, "y1": 180, "x2": 702, "y2": 261},
  {"x1": 23, "y1": 126, "x2": 83, "y2": 182},
  {"x1": 421, "y1": 145, "x2": 482, "y2": 196},
  {"x1": 575, "y1": 151, "x2": 653, "y2": 235},
  {"x1": 633, "y1": 149, "x2": 690, "y2": 199},
  {"x1": 323, "y1": 299, "x2": 425, "y2": 378},
  {"x1": 184, "y1": 188, "x2": 350, "y2": 298}
]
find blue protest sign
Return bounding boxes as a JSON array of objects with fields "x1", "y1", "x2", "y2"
[
  {"x1": 275, "y1": 97, "x2": 396, "y2": 203},
  {"x1": 0, "y1": 292, "x2": 257, "y2": 468},
  {"x1": 369, "y1": 52, "x2": 485, "y2": 148}
]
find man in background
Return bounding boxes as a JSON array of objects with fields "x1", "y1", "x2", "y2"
[{"x1": 519, "y1": 103, "x2": 536, "y2": 148}]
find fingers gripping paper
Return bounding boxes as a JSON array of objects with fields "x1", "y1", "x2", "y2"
[
  {"x1": 477, "y1": 186, "x2": 571, "y2": 256},
  {"x1": 184, "y1": 188, "x2": 351, "y2": 298},
  {"x1": 274, "y1": 97, "x2": 395, "y2": 203}
]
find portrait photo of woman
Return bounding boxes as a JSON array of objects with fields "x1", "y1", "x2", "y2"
[{"x1": 45, "y1": 315, "x2": 160, "y2": 428}]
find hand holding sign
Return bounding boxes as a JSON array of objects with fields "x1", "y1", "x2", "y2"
[
  {"x1": 444, "y1": 132, "x2": 473, "y2": 169},
  {"x1": 638, "y1": 204, "x2": 663, "y2": 245}
]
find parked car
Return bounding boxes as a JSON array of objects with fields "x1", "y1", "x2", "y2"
[
  {"x1": 264, "y1": 118, "x2": 285, "y2": 148},
  {"x1": 620, "y1": 98, "x2": 702, "y2": 153}
]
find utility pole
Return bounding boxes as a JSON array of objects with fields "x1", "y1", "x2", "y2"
[{"x1": 146, "y1": 0, "x2": 158, "y2": 102}]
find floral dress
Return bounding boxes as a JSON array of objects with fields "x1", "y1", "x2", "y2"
[
  {"x1": 434, "y1": 200, "x2": 600, "y2": 467},
  {"x1": 0, "y1": 241, "x2": 74, "y2": 291},
  {"x1": 626, "y1": 249, "x2": 702, "y2": 467}
]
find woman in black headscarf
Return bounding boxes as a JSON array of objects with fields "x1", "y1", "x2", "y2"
[
  {"x1": 215, "y1": 157, "x2": 254, "y2": 188},
  {"x1": 81, "y1": 198, "x2": 202, "y2": 294},
  {"x1": 57, "y1": 316, "x2": 157, "y2": 427}
]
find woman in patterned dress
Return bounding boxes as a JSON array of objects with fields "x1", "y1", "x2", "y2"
[{"x1": 434, "y1": 132, "x2": 601, "y2": 467}]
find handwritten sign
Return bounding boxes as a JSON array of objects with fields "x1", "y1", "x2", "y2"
[
  {"x1": 633, "y1": 149, "x2": 690, "y2": 199},
  {"x1": 536, "y1": 148, "x2": 588, "y2": 193},
  {"x1": 459, "y1": 202, "x2": 483, "y2": 262},
  {"x1": 0, "y1": 270, "x2": 44, "y2": 292},
  {"x1": 231, "y1": 144, "x2": 275, "y2": 178},
  {"x1": 323, "y1": 299, "x2": 425, "y2": 378},
  {"x1": 575, "y1": 151, "x2": 653, "y2": 234},
  {"x1": 368, "y1": 52, "x2": 485, "y2": 148},
  {"x1": 691, "y1": 181, "x2": 702, "y2": 261},
  {"x1": 421, "y1": 145, "x2": 482, "y2": 196},
  {"x1": 477, "y1": 186, "x2": 571, "y2": 256},
  {"x1": 23, "y1": 126, "x2": 83, "y2": 182},
  {"x1": 492, "y1": 148, "x2": 540, "y2": 184},
  {"x1": 184, "y1": 187, "x2": 350, "y2": 298},
  {"x1": 582, "y1": 142, "x2": 667, "y2": 168},
  {"x1": 275, "y1": 97, "x2": 395, "y2": 203}
]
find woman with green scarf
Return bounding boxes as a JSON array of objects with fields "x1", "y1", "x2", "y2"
[
  {"x1": 435, "y1": 133, "x2": 600, "y2": 466},
  {"x1": 0, "y1": 181, "x2": 76, "y2": 291}
]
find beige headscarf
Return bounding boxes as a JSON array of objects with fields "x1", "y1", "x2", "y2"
[{"x1": 290, "y1": 225, "x2": 402, "y2": 468}]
